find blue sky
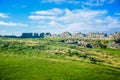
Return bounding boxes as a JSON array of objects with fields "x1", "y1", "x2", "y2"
[{"x1": 0, "y1": 0, "x2": 120, "y2": 36}]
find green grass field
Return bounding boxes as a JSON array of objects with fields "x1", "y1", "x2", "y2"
[
  {"x1": 0, "y1": 38, "x2": 120, "y2": 80},
  {"x1": 0, "y1": 54, "x2": 120, "y2": 80}
]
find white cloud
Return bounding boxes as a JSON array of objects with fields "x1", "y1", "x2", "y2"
[
  {"x1": 29, "y1": 8, "x2": 65, "y2": 20},
  {"x1": 42, "y1": 0, "x2": 64, "y2": 3},
  {"x1": 48, "y1": 21, "x2": 58, "y2": 26},
  {"x1": 29, "y1": 15, "x2": 53, "y2": 20},
  {"x1": 41, "y1": 0, "x2": 115, "y2": 6},
  {"x1": 34, "y1": 8, "x2": 64, "y2": 16},
  {"x1": 0, "y1": 13, "x2": 9, "y2": 18},
  {"x1": 0, "y1": 30, "x2": 21, "y2": 36},
  {"x1": 0, "y1": 21, "x2": 28, "y2": 27},
  {"x1": 28, "y1": 8, "x2": 120, "y2": 33},
  {"x1": 41, "y1": 0, "x2": 80, "y2": 4},
  {"x1": 29, "y1": 9, "x2": 107, "y2": 20},
  {"x1": 82, "y1": 0, "x2": 115, "y2": 6}
]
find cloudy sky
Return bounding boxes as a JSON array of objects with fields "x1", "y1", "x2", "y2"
[{"x1": 0, "y1": 0, "x2": 120, "y2": 36}]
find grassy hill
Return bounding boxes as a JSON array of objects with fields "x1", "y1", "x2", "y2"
[{"x1": 0, "y1": 38, "x2": 120, "y2": 80}]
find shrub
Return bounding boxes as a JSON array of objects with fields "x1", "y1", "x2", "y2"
[
  {"x1": 78, "y1": 53, "x2": 87, "y2": 58},
  {"x1": 97, "y1": 40, "x2": 107, "y2": 49},
  {"x1": 89, "y1": 56, "x2": 104, "y2": 64},
  {"x1": 68, "y1": 49, "x2": 79, "y2": 57},
  {"x1": 86, "y1": 43, "x2": 93, "y2": 48},
  {"x1": 69, "y1": 45, "x2": 77, "y2": 49}
]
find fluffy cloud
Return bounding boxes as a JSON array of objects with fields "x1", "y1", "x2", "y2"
[
  {"x1": 28, "y1": 8, "x2": 120, "y2": 33},
  {"x1": 41, "y1": 0, "x2": 115, "y2": 6},
  {"x1": 41, "y1": 0, "x2": 80, "y2": 4},
  {"x1": 29, "y1": 8, "x2": 107, "y2": 20},
  {"x1": 83, "y1": 0, "x2": 115, "y2": 6},
  {"x1": 0, "y1": 30, "x2": 21, "y2": 36},
  {"x1": 0, "y1": 21, "x2": 28, "y2": 27},
  {"x1": 0, "y1": 13, "x2": 9, "y2": 18},
  {"x1": 34, "y1": 8, "x2": 64, "y2": 16}
]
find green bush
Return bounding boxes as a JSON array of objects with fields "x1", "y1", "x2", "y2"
[
  {"x1": 89, "y1": 56, "x2": 104, "y2": 64},
  {"x1": 96, "y1": 40, "x2": 107, "y2": 49},
  {"x1": 68, "y1": 49, "x2": 79, "y2": 57},
  {"x1": 78, "y1": 53, "x2": 87, "y2": 58}
]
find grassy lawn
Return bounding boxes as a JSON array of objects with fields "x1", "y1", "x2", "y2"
[
  {"x1": 0, "y1": 38, "x2": 120, "y2": 80},
  {"x1": 0, "y1": 54, "x2": 120, "y2": 80}
]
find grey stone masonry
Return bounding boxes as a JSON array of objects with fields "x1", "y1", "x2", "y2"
[
  {"x1": 72, "y1": 33, "x2": 85, "y2": 38},
  {"x1": 60, "y1": 32, "x2": 72, "y2": 38},
  {"x1": 86, "y1": 32, "x2": 105, "y2": 38}
]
